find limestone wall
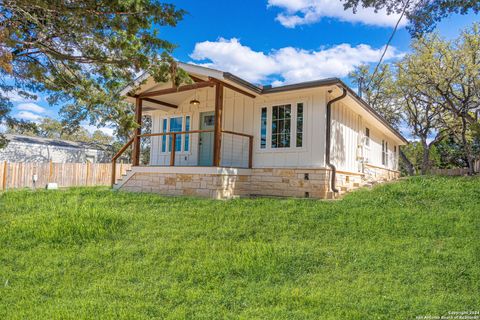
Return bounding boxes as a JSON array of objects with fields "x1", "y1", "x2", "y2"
[{"x1": 119, "y1": 166, "x2": 400, "y2": 200}]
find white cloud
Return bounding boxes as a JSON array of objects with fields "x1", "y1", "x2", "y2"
[
  {"x1": 82, "y1": 123, "x2": 115, "y2": 136},
  {"x1": 190, "y1": 38, "x2": 403, "y2": 85},
  {"x1": 268, "y1": 0, "x2": 407, "y2": 28},
  {"x1": 0, "y1": 89, "x2": 39, "y2": 103},
  {"x1": 16, "y1": 103, "x2": 46, "y2": 114},
  {"x1": 16, "y1": 111, "x2": 44, "y2": 122}
]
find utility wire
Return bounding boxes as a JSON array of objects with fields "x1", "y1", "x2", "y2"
[{"x1": 365, "y1": 0, "x2": 411, "y2": 91}]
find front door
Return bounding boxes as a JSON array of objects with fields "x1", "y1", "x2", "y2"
[{"x1": 198, "y1": 112, "x2": 215, "y2": 166}]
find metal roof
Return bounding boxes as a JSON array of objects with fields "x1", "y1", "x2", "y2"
[{"x1": 4, "y1": 134, "x2": 111, "y2": 151}]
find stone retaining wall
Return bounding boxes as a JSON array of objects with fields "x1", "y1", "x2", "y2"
[{"x1": 119, "y1": 166, "x2": 400, "y2": 199}]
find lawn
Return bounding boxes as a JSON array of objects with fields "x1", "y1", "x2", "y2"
[{"x1": 0, "y1": 176, "x2": 479, "y2": 319}]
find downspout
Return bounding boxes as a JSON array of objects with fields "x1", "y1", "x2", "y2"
[{"x1": 326, "y1": 87, "x2": 347, "y2": 193}]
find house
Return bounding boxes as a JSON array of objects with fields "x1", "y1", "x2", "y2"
[
  {"x1": 0, "y1": 134, "x2": 112, "y2": 163},
  {"x1": 113, "y1": 63, "x2": 407, "y2": 199}
]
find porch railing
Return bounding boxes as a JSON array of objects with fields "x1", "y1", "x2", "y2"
[{"x1": 111, "y1": 130, "x2": 253, "y2": 186}]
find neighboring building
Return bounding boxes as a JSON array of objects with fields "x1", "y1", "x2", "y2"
[
  {"x1": 0, "y1": 134, "x2": 112, "y2": 163},
  {"x1": 113, "y1": 63, "x2": 407, "y2": 199}
]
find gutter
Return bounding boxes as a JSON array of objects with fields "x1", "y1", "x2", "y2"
[{"x1": 326, "y1": 87, "x2": 348, "y2": 194}]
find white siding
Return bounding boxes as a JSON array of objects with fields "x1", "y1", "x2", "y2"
[
  {"x1": 252, "y1": 90, "x2": 326, "y2": 168},
  {"x1": 148, "y1": 87, "x2": 255, "y2": 167},
  {"x1": 147, "y1": 85, "x2": 402, "y2": 171},
  {"x1": 331, "y1": 99, "x2": 400, "y2": 173}
]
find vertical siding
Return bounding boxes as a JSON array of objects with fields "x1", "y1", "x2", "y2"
[
  {"x1": 331, "y1": 99, "x2": 400, "y2": 173},
  {"x1": 252, "y1": 89, "x2": 326, "y2": 168},
  {"x1": 331, "y1": 100, "x2": 361, "y2": 172},
  {"x1": 149, "y1": 87, "x2": 255, "y2": 167}
]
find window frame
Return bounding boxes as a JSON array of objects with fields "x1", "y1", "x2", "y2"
[
  {"x1": 158, "y1": 114, "x2": 192, "y2": 155},
  {"x1": 365, "y1": 127, "x2": 370, "y2": 148},
  {"x1": 257, "y1": 100, "x2": 306, "y2": 152}
]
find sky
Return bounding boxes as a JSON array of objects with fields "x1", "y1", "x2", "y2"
[{"x1": 7, "y1": 0, "x2": 478, "y2": 136}]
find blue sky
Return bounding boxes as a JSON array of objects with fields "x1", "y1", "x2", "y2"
[{"x1": 7, "y1": 0, "x2": 478, "y2": 135}]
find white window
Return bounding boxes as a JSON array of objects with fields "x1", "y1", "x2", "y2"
[
  {"x1": 160, "y1": 115, "x2": 191, "y2": 153},
  {"x1": 259, "y1": 102, "x2": 305, "y2": 150},
  {"x1": 296, "y1": 103, "x2": 304, "y2": 148},
  {"x1": 271, "y1": 104, "x2": 291, "y2": 148},
  {"x1": 365, "y1": 128, "x2": 370, "y2": 147},
  {"x1": 382, "y1": 140, "x2": 388, "y2": 166}
]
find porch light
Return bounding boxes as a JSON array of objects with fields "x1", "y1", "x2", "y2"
[{"x1": 189, "y1": 99, "x2": 200, "y2": 106}]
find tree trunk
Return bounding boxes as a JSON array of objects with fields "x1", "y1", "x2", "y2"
[
  {"x1": 421, "y1": 140, "x2": 430, "y2": 175},
  {"x1": 460, "y1": 116, "x2": 475, "y2": 175},
  {"x1": 400, "y1": 148, "x2": 415, "y2": 176}
]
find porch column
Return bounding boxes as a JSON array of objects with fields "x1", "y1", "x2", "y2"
[
  {"x1": 213, "y1": 83, "x2": 224, "y2": 167},
  {"x1": 132, "y1": 96, "x2": 143, "y2": 166}
]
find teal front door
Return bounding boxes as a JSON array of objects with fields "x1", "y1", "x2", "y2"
[{"x1": 198, "y1": 112, "x2": 215, "y2": 166}]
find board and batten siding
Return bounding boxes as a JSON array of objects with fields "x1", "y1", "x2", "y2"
[
  {"x1": 330, "y1": 98, "x2": 399, "y2": 173},
  {"x1": 147, "y1": 86, "x2": 255, "y2": 167},
  {"x1": 147, "y1": 85, "x2": 400, "y2": 172},
  {"x1": 252, "y1": 89, "x2": 327, "y2": 168}
]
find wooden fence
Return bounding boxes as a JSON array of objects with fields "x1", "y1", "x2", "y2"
[
  {"x1": 0, "y1": 162, "x2": 131, "y2": 190},
  {"x1": 429, "y1": 168, "x2": 470, "y2": 176}
]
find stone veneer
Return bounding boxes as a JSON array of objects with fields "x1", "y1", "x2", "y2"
[{"x1": 118, "y1": 166, "x2": 399, "y2": 200}]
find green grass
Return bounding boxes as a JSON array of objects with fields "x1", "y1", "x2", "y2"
[{"x1": 0, "y1": 176, "x2": 479, "y2": 319}]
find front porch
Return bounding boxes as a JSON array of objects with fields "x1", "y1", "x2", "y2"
[{"x1": 111, "y1": 69, "x2": 256, "y2": 186}]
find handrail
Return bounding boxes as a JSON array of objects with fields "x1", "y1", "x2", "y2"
[
  {"x1": 138, "y1": 129, "x2": 214, "y2": 138},
  {"x1": 111, "y1": 137, "x2": 134, "y2": 187},
  {"x1": 221, "y1": 130, "x2": 254, "y2": 168}
]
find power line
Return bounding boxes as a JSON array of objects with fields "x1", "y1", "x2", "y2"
[{"x1": 365, "y1": 0, "x2": 411, "y2": 91}]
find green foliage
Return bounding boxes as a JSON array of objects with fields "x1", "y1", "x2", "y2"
[
  {"x1": 0, "y1": 0, "x2": 186, "y2": 138},
  {"x1": 401, "y1": 141, "x2": 441, "y2": 174},
  {"x1": 1, "y1": 177, "x2": 479, "y2": 319},
  {"x1": 349, "y1": 64, "x2": 402, "y2": 128},
  {"x1": 342, "y1": 0, "x2": 480, "y2": 35}
]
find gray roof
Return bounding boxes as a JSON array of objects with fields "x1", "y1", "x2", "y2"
[
  {"x1": 4, "y1": 134, "x2": 111, "y2": 151},
  {"x1": 122, "y1": 63, "x2": 407, "y2": 144}
]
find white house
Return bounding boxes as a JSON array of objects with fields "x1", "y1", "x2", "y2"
[
  {"x1": 0, "y1": 134, "x2": 112, "y2": 163},
  {"x1": 113, "y1": 63, "x2": 407, "y2": 199}
]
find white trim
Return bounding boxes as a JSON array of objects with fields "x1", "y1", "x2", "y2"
[
  {"x1": 158, "y1": 113, "x2": 193, "y2": 155},
  {"x1": 256, "y1": 99, "x2": 308, "y2": 153},
  {"x1": 132, "y1": 166, "x2": 251, "y2": 175}
]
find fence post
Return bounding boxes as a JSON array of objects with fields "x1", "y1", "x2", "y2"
[
  {"x1": 86, "y1": 162, "x2": 90, "y2": 186},
  {"x1": 111, "y1": 160, "x2": 117, "y2": 187},
  {"x1": 248, "y1": 136, "x2": 253, "y2": 169},
  {"x1": 48, "y1": 160, "x2": 53, "y2": 183},
  {"x1": 2, "y1": 161, "x2": 7, "y2": 191}
]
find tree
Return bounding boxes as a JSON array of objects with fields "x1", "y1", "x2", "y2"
[
  {"x1": 349, "y1": 63, "x2": 402, "y2": 128},
  {"x1": 342, "y1": 0, "x2": 480, "y2": 35},
  {"x1": 395, "y1": 49, "x2": 447, "y2": 174},
  {"x1": 405, "y1": 25, "x2": 480, "y2": 174},
  {"x1": 401, "y1": 141, "x2": 441, "y2": 174},
  {"x1": 0, "y1": 1, "x2": 189, "y2": 142}
]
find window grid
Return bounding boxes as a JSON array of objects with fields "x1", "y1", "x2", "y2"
[
  {"x1": 271, "y1": 104, "x2": 291, "y2": 148},
  {"x1": 296, "y1": 103, "x2": 303, "y2": 147},
  {"x1": 260, "y1": 107, "x2": 267, "y2": 149}
]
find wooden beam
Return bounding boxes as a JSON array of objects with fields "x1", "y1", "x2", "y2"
[
  {"x1": 132, "y1": 97, "x2": 142, "y2": 166},
  {"x1": 141, "y1": 97, "x2": 178, "y2": 109},
  {"x1": 189, "y1": 75, "x2": 206, "y2": 83},
  {"x1": 209, "y1": 78, "x2": 256, "y2": 99},
  {"x1": 138, "y1": 81, "x2": 215, "y2": 98},
  {"x1": 213, "y1": 83, "x2": 224, "y2": 167}
]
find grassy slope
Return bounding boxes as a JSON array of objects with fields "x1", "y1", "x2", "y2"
[{"x1": 0, "y1": 177, "x2": 479, "y2": 319}]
